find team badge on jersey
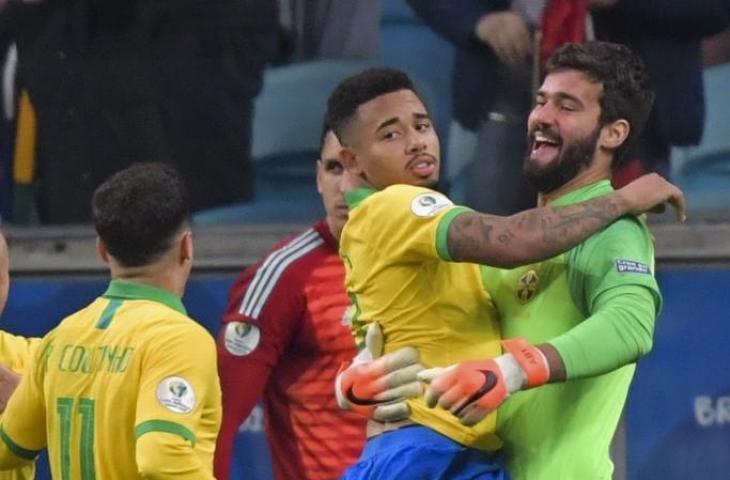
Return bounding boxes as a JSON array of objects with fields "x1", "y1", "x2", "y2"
[
  {"x1": 410, "y1": 193, "x2": 453, "y2": 217},
  {"x1": 156, "y1": 376, "x2": 196, "y2": 414},
  {"x1": 516, "y1": 269, "x2": 540, "y2": 304},
  {"x1": 224, "y1": 321, "x2": 261, "y2": 356}
]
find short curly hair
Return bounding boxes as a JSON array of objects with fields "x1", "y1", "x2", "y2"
[
  {"x1": 325, "y1": 68, "x2": 419, "y2": 143},
  {"x1": 545, "y1": 42, "x2": 655, "y2": 168},
  {"x1": 92, "y1": 163, "x2": 190, "y2": 267}
]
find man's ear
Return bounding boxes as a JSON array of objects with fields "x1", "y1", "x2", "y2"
[
  {"x1": 180, "y1": 230, "x2": 194, "y2": 265},
  {"x1": 96, "y1": 237, "x2": 110, "y2": 265},
  {"x1": 600, "y1": 119, "x2": 630, "y2": 151}
]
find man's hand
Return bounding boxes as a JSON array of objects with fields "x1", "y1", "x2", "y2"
[
  {"x1": 335, "y1": 323, "x2": 424, "y2": 422},
  {"x1": 0, "y1": 365, "x2": 20, "y2": 413},
  {"x1": 474, "y1": 12, "x2": 532, "y2": 67},
  {"x1": 418, "y1": 338, "x2": 549, "y2": 426},
  {"x1": 616, "y1": 173, "x2": 686, "y2": 221}
]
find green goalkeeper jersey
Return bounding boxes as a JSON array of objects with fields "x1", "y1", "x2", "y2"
[{"x1": 481, "y1": 180, "x2": 662, "y2": 480}]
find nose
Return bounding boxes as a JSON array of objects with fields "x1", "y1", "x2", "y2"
[
  {"x1": 529, "y1": 102, "x2": 555, "y2": 129},
  {"x1": 405, "y1": 128, "x2": 427, "y2": 154}
]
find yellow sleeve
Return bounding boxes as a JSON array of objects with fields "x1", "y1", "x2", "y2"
[
  {"x1": 0, "y1": 331, "x2": 42, "y2": 373},
  {"x1": 0, "y1": 340, "x2": 48, "y2": 469},
  {"x1": 134, "y1": 321, "x2": 219, "y2": 479},
  {"x1": 363, "y1": 185, "x2": 471, "y2": 262},
  {"x1": 136, "y1": 433, "x2": 214, "y2": 480}
]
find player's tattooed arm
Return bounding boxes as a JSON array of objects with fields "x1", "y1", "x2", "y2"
[{"x1": 446, "y1": 173, "x2": 685, "y2": 268}]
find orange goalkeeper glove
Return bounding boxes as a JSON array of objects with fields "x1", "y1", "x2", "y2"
[
  {"x1": 418, "y1": 337, "x2": 550, "y2": 426},
  {"x1": 335, "y1": 322, "x2": 424, "y2": 422}
]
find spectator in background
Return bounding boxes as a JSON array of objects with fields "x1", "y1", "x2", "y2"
[
  {"x1": 407, "y1": 0, "x2": 730, "y2": 212},
  {"x1": 0, "y1": 0, "x2": 279, "y2": 224},
  {"x1": 214, "y1": 129, "x2": 365, "y2": 480},
  {"x1": 278, "y1": 0, "x2": 380, "y2": 61}
]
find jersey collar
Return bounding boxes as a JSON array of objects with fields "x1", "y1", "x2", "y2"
[
  {"x1": 549, "y1": 180, "x2": 613, "y2": 207},
  {"x1": 103, "y1": 279, "x2": 187, "y2": 315},
  {"x1": 344, "y1": 188, "x2": 377, "y2": 209}
]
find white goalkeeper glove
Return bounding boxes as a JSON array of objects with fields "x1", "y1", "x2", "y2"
[{"x1": 335, "y1": 322, "x2": 424, "y2": 422}]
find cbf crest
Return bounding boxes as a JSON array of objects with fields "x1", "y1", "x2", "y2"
[{"x1": 516, "y1": 269, "x2": 540, "y2": 304}]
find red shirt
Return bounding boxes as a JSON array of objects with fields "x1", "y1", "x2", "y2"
[{"x1": 215, "y1": 221, "x2": 366, "y2": 480}]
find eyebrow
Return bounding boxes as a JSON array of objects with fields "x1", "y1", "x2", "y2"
[{"x1": 375, "y1": 112, "x2": 431, "y2": 133}]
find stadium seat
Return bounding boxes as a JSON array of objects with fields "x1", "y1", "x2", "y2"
[
  {"x1": 193, "y1": 59, "x2": 375, "y2": 225},
  {"x1": 445, "y1": 121, "x2": 478, "y2": 204},
  {"x1": 670, "y1": 63, "x2": 730, "y2": 212}
]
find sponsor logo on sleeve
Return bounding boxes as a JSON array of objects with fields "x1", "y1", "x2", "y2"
[
  {"x1": 156, "y1": 376, "x2": 196, "y2": 414},
  {"x1": 615, "y1": 259, "x2": 652, "y2": 275},
  {"x1": 410, "y1": 193, "x2": 453, "y2": 218},
  {"x1": 224, "y1": 321, "x2": 261, "y2": 356}
]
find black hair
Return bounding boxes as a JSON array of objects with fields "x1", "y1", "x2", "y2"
[
  {"x1": 545, "y1": 41, "x2": 655, "y2": 168},
  {"x1": 325, "y1": 67, "x2": 418, "y2": 143},
  {"x1": 92, "y1": 162, "x2": 190, "y2": 267}
]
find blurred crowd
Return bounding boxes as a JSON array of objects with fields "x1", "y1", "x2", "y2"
[{"x1": 0, "y1": 0, "x2": 728, "y2": 225}]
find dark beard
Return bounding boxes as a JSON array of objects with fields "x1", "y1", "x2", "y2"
[{"x1": 523, "y1": 127, "x2": 600, "y2": 194}]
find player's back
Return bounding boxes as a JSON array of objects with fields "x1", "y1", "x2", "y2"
[{"x1": 36, "y1": 280, "x2": 220, "y2": 479}]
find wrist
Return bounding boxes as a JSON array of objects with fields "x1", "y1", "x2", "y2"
[
  {"x1": 501, "y1": 338, "x2": 550, "y2": 391},
  {"x1": 612, "y1": 190, "x2": 632, "y2": 217}
]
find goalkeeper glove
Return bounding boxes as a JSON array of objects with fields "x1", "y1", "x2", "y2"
[
  {"x1": 418, "y1": 337, "x2": 550, "y2": 426},
  {"x1": 335, "y1": 322, "x2": 424, "y2": 422}
]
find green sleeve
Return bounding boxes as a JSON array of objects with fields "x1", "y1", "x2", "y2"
[
  {"x1": 549, "y1": 284, "x2": 656, "y2": 379},
  {"x1": 552, "y1": 216, "x2": 662, "y2": 379}
]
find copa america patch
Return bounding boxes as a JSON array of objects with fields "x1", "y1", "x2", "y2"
[
  {"x1": 615, "y1": 259, "x2": 651, "y2": 275},
  {"x1": 223, "y1": 321, "x2": 261, "y2": 356},
  {"x1": 156, "y1": 376, "x2": 196, "y2": 414},
  {"x1": 410, "y1": 193, "x2": 453, "y2": 218}
]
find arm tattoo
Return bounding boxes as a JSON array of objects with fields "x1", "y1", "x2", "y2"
[{"x1": 447, "y1": 194, "x2": 625, "y2": 266}]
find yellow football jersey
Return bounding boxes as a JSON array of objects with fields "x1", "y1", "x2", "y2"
[
  {"x1": 0, "y1": 332, "x2": 40, "y2": 480},
  {"x1": 341, "y1": 185, "x2": 502, "y2": 451},
  {"x1": 0, "y1": 279, "x2": 221, "y2": 479}
]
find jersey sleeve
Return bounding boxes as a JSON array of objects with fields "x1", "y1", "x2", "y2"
[
  {"x1": 0, "y1": 331, "x2": 42, "y2": 373},
  {"x1": 362, "y1": 185, "x2": 471, "y2": 262},
  {"x1": 214, "y1": 259, "x2": 306, "y2": 480},
  {"x1": 0, "y1": 338, "x2": 49, "y2": 469},
  {"x1": 567, "y1": 216, "x2": 661, "y2": 315},
  {"x1": 551, "y1": 217, "x2": 662, "y2": 379},
  {"x1": 134, "y1": 321, "x2": 220, "y2": 476}
]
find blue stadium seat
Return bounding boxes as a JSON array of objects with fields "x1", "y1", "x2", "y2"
[
  {"x1": 193, "y1": 59, "x2": 375, "y2": 225},
  {"x1": 670, "y1": 63, "x2": 730, "y2": 212}
]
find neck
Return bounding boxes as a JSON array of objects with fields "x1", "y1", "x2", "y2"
[
  {"x1": 538, "y1": 167, "x2": 611, "y2": 207},
  {"x1": 110, "y1": 264, "x2": 185, "y2": 298},
  {"x1": 325, "y1": 216, "x2": 344, "y2": 243}
]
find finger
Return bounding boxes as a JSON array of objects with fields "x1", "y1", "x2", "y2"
[
  {"x1": 417, "y1": 365, "x2": 455, "y2": 384},
  {"x1": 381, "y1": 363, "x2": 424, "y2": 390},
  {"x1": 423, "y1": 382, "x2": 447, "y2": 408},
  {"x1": 439, "y1": 385, "x2": 468, "y2": 412},
  {"x1": 669, "y1": 189, "x2": 687, "y2": 222},
  {"x1": 375, "y1": 381, "x2": 423, "y2": 403},
  {"x1": 372, "y1": 401, "x2": 410, "y2": 422},
  {"x1": 458, "y1": 403, "x2": 491, "y2": 427},
  {"x1": 370, "y1": 346, "x2": 419, "y2": 373},
  {"x1": 365, "y1": 322, "x2": 384, "y2": 358}
]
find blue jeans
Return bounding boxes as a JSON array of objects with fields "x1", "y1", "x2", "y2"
[{"x1": 342, "y1": 426, "x2": 508, "y2": 480}]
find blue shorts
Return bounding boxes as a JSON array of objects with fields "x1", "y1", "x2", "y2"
[{"x1": 342, "y1": 426, "x2": 508, "y2": 480}]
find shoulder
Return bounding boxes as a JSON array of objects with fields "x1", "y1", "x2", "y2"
[
  {"x1": 256, "y1": 227, "x2": 329, "y2": 273},
  {"x1": 363, "y1": 185, "x2": 455, "y2": 218},
  {"x1": 584, "y1": 215, "x2": 652, "y2": 252}
]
